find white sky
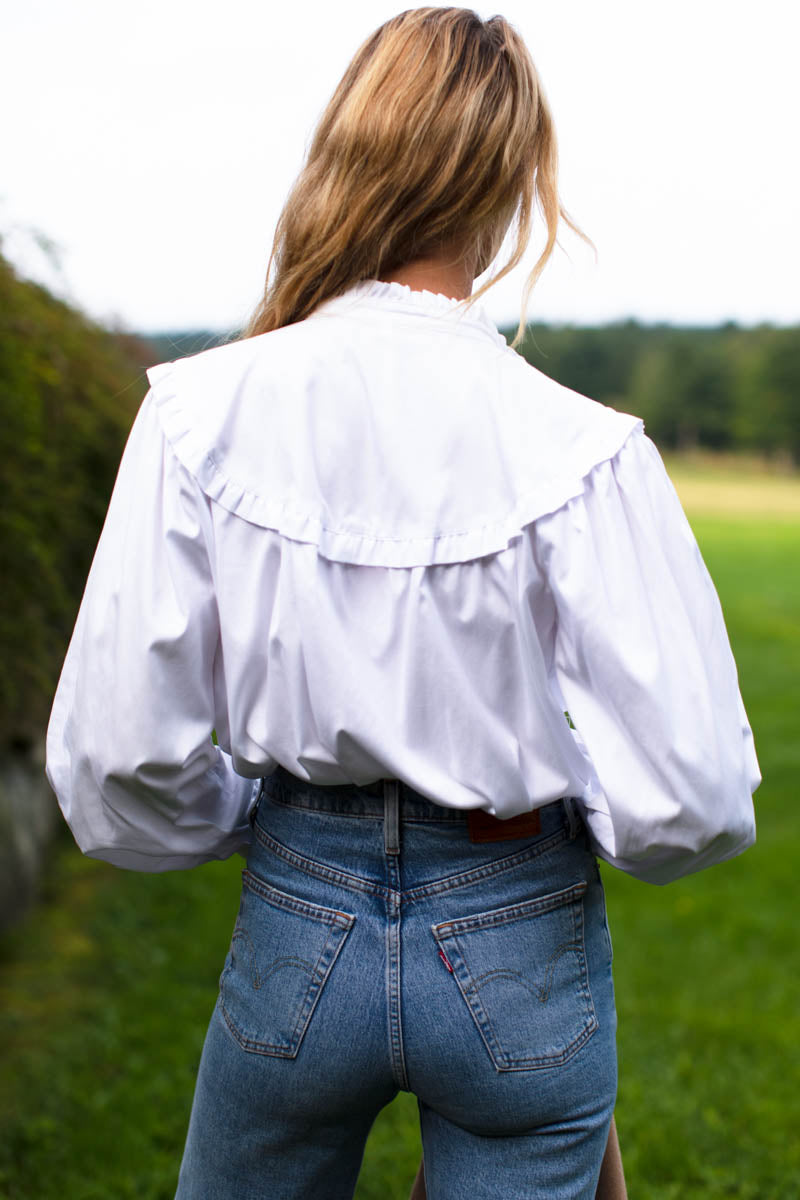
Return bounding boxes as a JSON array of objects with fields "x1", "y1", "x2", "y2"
[{"x1": 2, "y1": 0, "x2": 798, "y2": 333}]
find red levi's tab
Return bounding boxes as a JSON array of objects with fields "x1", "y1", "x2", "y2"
[{"x1": 467, "y1": 807, "x2": 541, "y2": 844}]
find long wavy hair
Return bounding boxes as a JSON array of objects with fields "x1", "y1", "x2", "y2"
[{"x1": 244, "y1": 7, "x2": 592, "y2": 347}]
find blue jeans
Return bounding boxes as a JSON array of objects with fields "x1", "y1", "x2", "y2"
[{"x1": 176, "y1": 768, "x2": 617, "y2": 1199}]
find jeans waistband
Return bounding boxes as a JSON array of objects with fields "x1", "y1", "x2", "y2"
[{"x1": 261, "y1": 764, "x2": 581, "y2": 838}]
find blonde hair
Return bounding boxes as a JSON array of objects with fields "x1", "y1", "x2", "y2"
[{"x1": 244, "y1": 7, "x2": 592, "y2": 347}]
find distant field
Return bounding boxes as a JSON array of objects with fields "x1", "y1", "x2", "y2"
[
  {"x1": 665, "y1": 452, "x2": 800, "y2": 519},
  {"x1": 0, "y1": 454, "x2": 797, "y2": 1200}
]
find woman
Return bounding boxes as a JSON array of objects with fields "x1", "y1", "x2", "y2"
[{"x1": 46, "y1": 8, "x2": 759, "y2": 1198}]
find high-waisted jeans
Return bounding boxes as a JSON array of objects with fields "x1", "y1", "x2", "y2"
[{"x1": 175, "y1": 767, "x2": 617, "y2": 1199}]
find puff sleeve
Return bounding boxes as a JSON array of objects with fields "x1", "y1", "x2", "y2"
[
  {"x1": 532, "y1": 428, "x2": 760, "y2": 884},
  {"x1": 45, "y1": 391, "x2": 260, "y2": 871}
]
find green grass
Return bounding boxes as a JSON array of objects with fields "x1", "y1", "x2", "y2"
[
  {"x1": 1, "y1": 500, "x2": 798, "y2": 1199},
  {"x1": 598, "y1": 513, "x2": 800, "y2": 1199}
]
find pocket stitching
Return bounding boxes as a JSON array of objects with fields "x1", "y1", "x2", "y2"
[
  {"x1": 468, "y1": 936, "x2": 579, "y2": 1006},
  {"x1": 432, "y1": 882, "x2": 598, "y2": 1071},
  {"x1": 434, "y1": 879, "x2": 588, "y2": 938},
  {"x1": 219, "y1": 880, "x2": 355, "y2": 1058},
  {"x1": 241, "y1": 868, "x2": 356, "y2": 929}
]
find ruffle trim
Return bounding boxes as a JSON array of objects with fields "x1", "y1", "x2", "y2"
[
  {"x1": 314, "y1": 279, "x2": 509, "y2": 348},
  {"x1": 147, "y1": 361, "x2": 644, "y2": 568}
]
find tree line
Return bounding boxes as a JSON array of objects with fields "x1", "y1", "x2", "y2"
[
  {"x1": 1, "y1": 248, "x2": 797, "y2": 748},
  {"x1": 516, "y1": 320, "x2": 800, "y2": 465}
]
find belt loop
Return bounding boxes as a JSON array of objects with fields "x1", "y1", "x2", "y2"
[
  {"x1": 384, "y1": 779, "x2": 400, "y2": 856},
  {"x1": 248, "y1": 778, "x2": 265, "y2": 829},
  {"x1": 563, "y1": 796, "x2": 581, "y2": 840}
]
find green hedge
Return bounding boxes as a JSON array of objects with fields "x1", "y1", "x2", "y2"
[{"x1": 0, "y1": 251, "x2": 150, "y2": 748}]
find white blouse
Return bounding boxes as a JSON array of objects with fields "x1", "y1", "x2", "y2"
[{"x1": 46, "y1": 280, "x2": 760, "y2": 884}]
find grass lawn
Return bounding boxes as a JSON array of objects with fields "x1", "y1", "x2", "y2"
[{"x1": 1, "y1": 462, "x2": 798, "y2": 1199}]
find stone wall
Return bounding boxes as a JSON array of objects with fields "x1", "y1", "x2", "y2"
[{"x1": 0, "y1": 741, "x2": 61, "y2": 935}]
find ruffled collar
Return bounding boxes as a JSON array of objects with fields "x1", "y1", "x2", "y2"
[{"x1": 314, "y1": 278, "x2": 508, "y2": 348}]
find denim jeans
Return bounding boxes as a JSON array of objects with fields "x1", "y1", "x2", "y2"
[{"x1": 176, "y1": 767, "x2": 617, "y2": 1199}]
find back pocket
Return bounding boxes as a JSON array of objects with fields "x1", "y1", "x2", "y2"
[
  {"x1": 219, "y1": 869, "x2": 355, "y2": 1058},
  {"x1": 432, "y1": 880, "x2": 596, "y2": 1071}
]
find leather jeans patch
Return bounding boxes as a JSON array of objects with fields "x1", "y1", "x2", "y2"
[{"x1": 467, "y1": 808, "x2": 542, "y2": 843}]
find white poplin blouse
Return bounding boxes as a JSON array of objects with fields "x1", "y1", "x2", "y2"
[{"x1": 45, "y1": 280, "x2": 760, "y2": 884}]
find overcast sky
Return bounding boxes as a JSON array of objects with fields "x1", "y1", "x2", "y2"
[{"x1": 2, "y1": 0, "x2": 798, "y2": 333}]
